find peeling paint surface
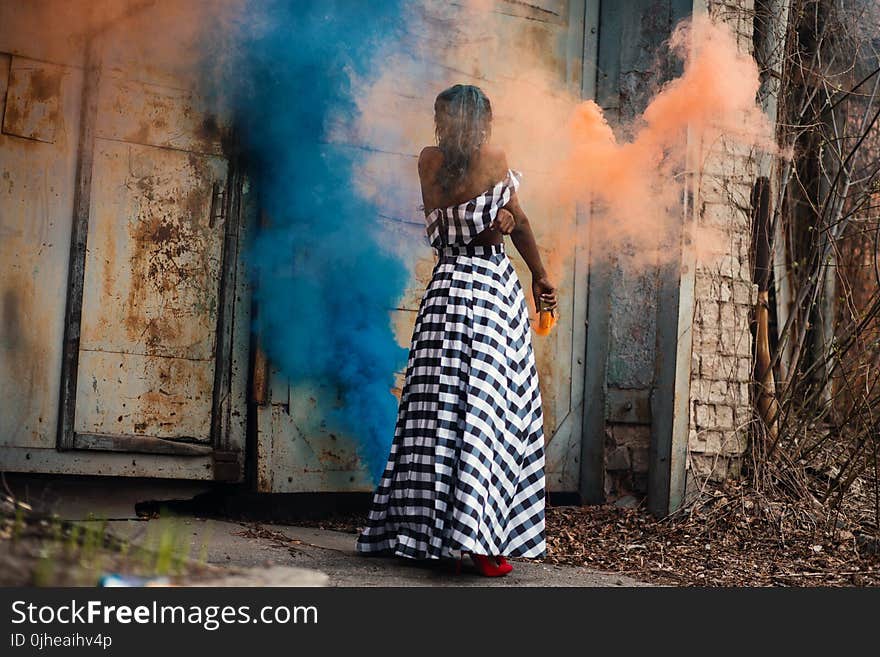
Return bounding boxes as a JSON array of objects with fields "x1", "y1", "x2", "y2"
[
  {"x1": 2, "y1": 57, "x2": 63, "y2": 143},
  {"x1": 75, "y1": 136, "x2": 228, "y2": 441},
  {"x1": 0, "y1": 4, "x2": 245, "y2": 477},
  {"x1": 0, "y1": 55, "x2": 82, "y2": 450},
  {"x1": 96, "y1": 71, "x2": 225, "y2": 156},
  {"x1": 74, "y1": 350, "x2": 215, "y2": 439}
]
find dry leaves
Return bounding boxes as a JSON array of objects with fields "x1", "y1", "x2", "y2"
[{"x1": 544, "y1": 480, "x2": 880, "y2": 586}]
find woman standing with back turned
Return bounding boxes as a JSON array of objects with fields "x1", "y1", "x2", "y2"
[{"x1": 356, "y1": 84, "x2": 557, "y2": 577}]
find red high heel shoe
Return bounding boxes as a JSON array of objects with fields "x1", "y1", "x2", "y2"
[{"x1": 469, "y1": 553, "x2": 513, "y2": 577}]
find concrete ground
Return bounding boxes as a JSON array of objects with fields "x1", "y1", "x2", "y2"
[{"x1": 4, "y1": 475, "x2": 650, "y2": 587}]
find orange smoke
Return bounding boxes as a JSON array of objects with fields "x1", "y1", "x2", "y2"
[
  {"x1": 556, "y1": 16, "x2": 773, "y2": 276},
  {"x1": 350, "y1": 7, "x2": 776, "y2": 286}
]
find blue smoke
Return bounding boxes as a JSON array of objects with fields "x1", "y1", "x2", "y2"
[{"x1": 207, "y1": 1, "x2": 409, "y2": 482}]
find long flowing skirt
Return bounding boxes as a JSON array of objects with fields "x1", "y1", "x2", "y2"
[{"x1": 356, "y1": 243, "x2": 546, "y2": 559}]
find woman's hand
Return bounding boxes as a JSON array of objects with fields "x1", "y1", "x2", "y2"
[
  {"x1": 532, "y1": 276, "x2": 557, "y2": 312},
  {"x1": 491, "y1": 208, "x2": 515, "y2": 235}
]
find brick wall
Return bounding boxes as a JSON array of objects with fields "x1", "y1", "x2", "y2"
[
  {"x1": 605, "y1": 424, "x2": 652, "y2": 499},
  {"x1": 687, "y1": 0, "x2": 760, "y2": 482}
]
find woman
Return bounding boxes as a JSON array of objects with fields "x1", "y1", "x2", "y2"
[{"x1": 356, "y1": 84, "x2": 557, "y2": 577}]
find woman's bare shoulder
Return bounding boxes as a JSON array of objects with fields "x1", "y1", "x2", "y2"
[{"x1": 418, "y1": 146, "x2": 442, "y2": 172}]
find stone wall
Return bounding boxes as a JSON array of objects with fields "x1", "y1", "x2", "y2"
[{"x1": 687, "y1": 0, "x2": 761, "y2": 482}]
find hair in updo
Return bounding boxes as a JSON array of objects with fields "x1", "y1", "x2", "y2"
[{"x1": 433, "y1": 84, "x2": 492, "y2": 193}]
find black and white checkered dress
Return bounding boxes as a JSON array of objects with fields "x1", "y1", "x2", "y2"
[{"x1": 357, "y1": 169, "x2": 546, "y2": 560}]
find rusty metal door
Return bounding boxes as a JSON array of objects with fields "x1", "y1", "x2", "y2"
[
  {"x1": 54, "y1": 46, "x2": 246, "y2": 481},
  {"x1": 0, "y1": 4, "x2": 249, "y2": 480},
  {"x1": 73, "y1": 145, "x2": 226, "y2": 441}
]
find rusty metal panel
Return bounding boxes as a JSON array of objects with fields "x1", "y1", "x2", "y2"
[
  {"x1": 74, "y1": 350, "x2": 215, "y2": 439},
  {"x1": 0, "y1": 2, "x2": 98, "y2": 66},
  {"x1": 0, "y1": 56, "x2": 83, "y2": 451},
  {"x1": 74, "y1": 137, "x2": 228, "y2": 442},
  {"x1": 79, "y1": 139, "x2": 227, "y2": 359},
  {"x1": 96, "y1": 70, "x2": 224, "y2": 156},
  {"x1": 2, "y1": 445, "x2": 215, "y2": 480},
  {"x1": 257, "y1": 397, "x2": 373, "y2": 494},
  {"x1": 252, "y1": 345, "x2": 269, "y2": 406},
  {"x1": 1, "y1": 56, "x2": 63, "y2": 143},
  {"x1": 0, "y1": 15, "x2": 246, "y2": 477}
]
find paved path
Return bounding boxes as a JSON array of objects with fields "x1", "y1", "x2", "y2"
[{"x1": 103, "y1": 517, "x2": 648, "y2": 586}]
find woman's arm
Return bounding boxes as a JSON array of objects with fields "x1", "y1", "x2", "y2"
[
  {"x1": 505, "y1": 193, "x2": 558, "y2": 311},
  {"x1": 417, "y1": 146, "x2": 442, "y2": 215},
  {"x1": 486, "y1": 148, "x2": 557, "y2": 310}
]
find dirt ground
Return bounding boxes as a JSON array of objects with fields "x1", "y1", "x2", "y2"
[{"x1": 0, "y1": 495, "x2": 326, "y2": 587}]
